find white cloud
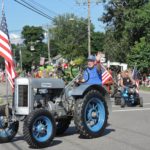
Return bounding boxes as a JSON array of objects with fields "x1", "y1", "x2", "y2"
[{"x1": 10, "y1": 33, "x2": 23, "y2": 44}]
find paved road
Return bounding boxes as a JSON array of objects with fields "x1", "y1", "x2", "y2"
[{"x1": 0, "y1": 91, "x2": 150, "y2": 150}]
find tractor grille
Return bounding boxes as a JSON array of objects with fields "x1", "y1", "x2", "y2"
[{"x1": 18, "y1": 85, "x2": 28, "y2": 107}]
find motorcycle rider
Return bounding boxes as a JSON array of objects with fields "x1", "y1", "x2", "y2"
[{"x1": 120, "y1": 70, "x2": 135, "y2": 91}]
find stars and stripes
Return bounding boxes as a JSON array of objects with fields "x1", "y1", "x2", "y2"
[
  {"x1": 0, "y1": 10, "x2": 16, "y2": 89},
  {"x1": 101, "y1": 64, "x2": 112, "y2": 85},
  {"x1": 132, "y1": 67, "x2": 140, "y2": 93}
]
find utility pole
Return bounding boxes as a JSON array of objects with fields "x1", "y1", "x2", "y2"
[
  {"x1": 88, "y1": 0, "x2": 91, "y2": 56},
  {"x1": 47, "y1": 28, "x2": 51, "y2": 64},
  {"x1": 45, "y1": 25, "x2": 51, "y2": 64},
  {"x1": 76, "y1": 0, "x2": 103, "y2": 56},
  {"x1": 19, "y1": 48, "x2": 22, "y2": 71}
]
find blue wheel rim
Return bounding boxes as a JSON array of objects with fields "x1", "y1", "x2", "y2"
[
  {"x1": 0, "y1": 116, "x2": 14, "y2": 137},
  {"x1": 84, "y1": 98, "x2": 105, "y2": 132},
  {"x1": 32, "y1": 116, "x2": 52, "y2": 142}
]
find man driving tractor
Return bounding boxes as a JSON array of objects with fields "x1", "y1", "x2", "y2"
[{"x1": 77, "y1": 52, "x2": 102, "y2": 85}]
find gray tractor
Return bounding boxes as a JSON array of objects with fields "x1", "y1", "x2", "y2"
[{"x1": 0, "y1": 67, "x2": 111, "y2": 148}]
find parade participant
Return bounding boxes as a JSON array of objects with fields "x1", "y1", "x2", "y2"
[
  {"x1": 56, "y1": 62, "x2": 65, "y2": 78},
  {"x1": 78, "y1": 52, "x2": 102, "y2": 85},
  {"x1": 120, "y1": 70, "x2": 135, "y2": 90}
]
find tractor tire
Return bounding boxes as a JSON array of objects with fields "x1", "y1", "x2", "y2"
[
  {"x1": 56, "y1": 117, "x2": 72, "y2": 135},
  {"x1": 139, "y1": 97, "x2": 143, "y2": 107},
  {"x1": 114, "y1": 97, "x2": 121, "y2": 105},
  {"x1": 121, "y1": 98, "x2": 125, "y2": 108},
  {"x1": 23, "y1": 109, "x2": 56, "y2": 148},
  {"x1": 74, "y1": 90, "x2": 108, "y2": 138},
  {"x1": 0, "y1": 105, "x2": 19, "y2": 143}
]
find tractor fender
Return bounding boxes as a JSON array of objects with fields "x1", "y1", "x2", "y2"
[{"x1": 71, "y1": 84, "x2": 112, "y2": 113}]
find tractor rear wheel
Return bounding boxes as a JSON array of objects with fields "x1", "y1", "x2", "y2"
[
  {"x1": 121, "y1": 98, "x2": 125, "y2": 108},
  {"x1": 114, "y1": 97, "x2": 121, "y2": 105},
  {"x1": 74, "y1": 90, "x2": 108, "y2": 138},
  {"x1": 139, "y1": 97, "x2": 143, "y2": 107}
]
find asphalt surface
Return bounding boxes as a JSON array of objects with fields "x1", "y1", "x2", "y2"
[{"x1": 0, "y1": 84, "x2": 150, "y2": 150}]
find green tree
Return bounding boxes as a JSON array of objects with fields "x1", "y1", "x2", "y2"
[
  {"x1": 21, "y1": 26, "x2": 47, "y2": 70},
  {"x1": 127, "y1": 37, "x2": 150, "y2": 73},
  {"x1": 91, "y1": 32, "x2": 105, "y2": 53},
  {"x1": 101, "y1": 0, "x2": 150, "y2": 62},
  {"x1": 50, "y1": 13, "x2": 95, "y2": 60}
]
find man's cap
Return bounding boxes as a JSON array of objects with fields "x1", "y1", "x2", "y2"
[{"x1": 87, "y1": 55, "x2": 96, "y2": 61}]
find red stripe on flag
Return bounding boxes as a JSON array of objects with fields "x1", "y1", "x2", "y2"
[
  {"x1": 0, "y1": 43, "x2": 12, "y2": 55},
  {"x1": 5, "y1": 61, "x2": 16, "y2": 89},
  {"x1": 135, "y1": 80, "x2": 139, "y2": 93},
  {"x1": 0, "y1": 34, "x2": 10, "y2": 45},
  {"x1": 0, "y1": 11, "x2": 17, "y2": 91},
  {"x1": 101, "y1": 64, "x2": 112, "y2": 85}
]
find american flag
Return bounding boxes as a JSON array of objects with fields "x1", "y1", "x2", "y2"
[
  {"x1": 101, "y1": 64, "x2": 112, "y2": 85},
  {"x1": 132, "y1": 67, "x2": 140, "y2": 93},
  {"x1": 0, "y1": 10, "x2": 16, "y2": 89}
]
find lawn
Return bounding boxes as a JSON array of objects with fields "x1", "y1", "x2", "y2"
[
  {"x1": 0, "y1": 97, "x2": 3, "y2": 104},
  {"x1": 140, "y1": 86, "x2": 150, "y2": 92}
]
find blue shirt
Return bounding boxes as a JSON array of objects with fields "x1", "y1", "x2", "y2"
[{"x1": 83, "y1": 66, "x2": 102, "y2": 85}]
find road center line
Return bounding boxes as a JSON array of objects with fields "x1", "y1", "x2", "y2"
[
  {"x1": 112, "y1": 103, "x2": 150, "y2": 108},
  {"x1": 143, "y1": 103, "x2": 150, "y2": 105},
  {"x1": 112, "y1": 108, "x2": 150, "y2": 112}
]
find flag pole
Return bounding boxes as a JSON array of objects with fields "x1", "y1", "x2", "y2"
[
  {"x1": 1, "y1": 0, "x2": 8, "y2": 103},
  {"x1": 2, "y1": 0, "x2": 9, "y2": 116},
  {"x1": 1, "y1": 0, "x2": 4, "y2": 11}
]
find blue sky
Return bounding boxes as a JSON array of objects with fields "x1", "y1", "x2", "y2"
[{"x1": 3, "y1": 0, "x2": 106, "y2": 32}]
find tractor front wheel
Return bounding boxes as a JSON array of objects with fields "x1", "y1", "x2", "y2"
[{"x1": 23, "y1": 109, "x2": 56, "y2": 148}]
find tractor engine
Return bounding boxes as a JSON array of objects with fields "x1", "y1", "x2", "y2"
[
  {"x1": 14, "y1": 78, "x2": 65, "y2": 116},
  {"x1": 34, "y1": 88, "x2": 64, "y2": 108}
]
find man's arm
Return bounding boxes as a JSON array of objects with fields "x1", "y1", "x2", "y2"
[
  {"x1": 128, "y1": 72, "x2": 135, "y2": 85},
  {"x1": 120, "y1": 78, "x2": 126, "y2": 88},
  {"x1": 129, "y1": 76, "x2": 135, "y2": 85}
]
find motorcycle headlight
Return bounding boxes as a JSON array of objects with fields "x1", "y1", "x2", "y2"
[{"x1": 129, "y1": 88, "x2": 134, "y2": 93}]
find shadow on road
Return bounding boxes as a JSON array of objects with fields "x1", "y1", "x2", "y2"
[
  {"x1": 9, "y1": 136, "x2": 62, "y2": 149},
  {"x1": 11, "y1": 135, "x2": 24, "y2": 142},
  {"x1": 1, "y1": 136, "x2": 25, "y2": 150},
  {"x1": 56, "y1": 125, "x2": 115, "y2": 139},
  {"x1": 56, "y1": 126, "x2": 78, "y2": 137},
  {"x1": 29, "y1": 140, "x2": 62, "y2": 149},
  {"x1": 78, "y1": 128, "x2": 115, "y2": 139},
  {"x1": 103, "y1": 128, "x2": 115, "y2": 136}
]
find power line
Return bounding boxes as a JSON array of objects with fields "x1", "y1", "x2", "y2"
[
  {"x1": 25, "y1": 0, "x2": 59, "y2": 16},
  {"x1": 20, "y1": 0, "x2": 54, "y2": 20},
  {"x1": 14, "y1": 0, "x2": 54, "y2": 21}
]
